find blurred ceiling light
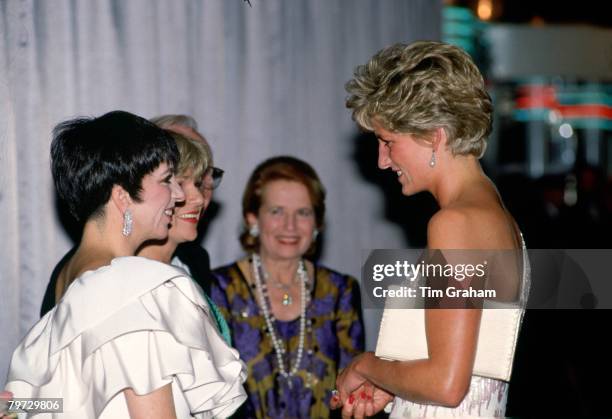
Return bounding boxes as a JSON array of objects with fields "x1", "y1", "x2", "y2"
[
  {"x1": 564, "y1": 174, "x2": 578, "y2": 207},
  {"x1": 548, "y1": 110, "x2": 561, "y2": 124},
  {"x1": 559, "y1": 123, "x2": 574, "y2": 138},
  {"x1": 477, "y1": 0, "x2": 493, "y2": 21}
]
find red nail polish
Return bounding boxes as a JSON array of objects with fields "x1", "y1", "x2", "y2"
[
  {"x1": 348, "y1": 394, "x2": 355, "y2": 404},
  {"x1": 360, "y1": 392, "x2": 366, "y2": 400}
]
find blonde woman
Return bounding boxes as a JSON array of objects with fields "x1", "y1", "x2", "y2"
[{"x1": 333, "y1": 41, "x2": 529, "y2": 418}]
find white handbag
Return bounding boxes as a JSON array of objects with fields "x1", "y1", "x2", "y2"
[{"x1": 375, "y1": 300, "x2": 523, "y2": 382}]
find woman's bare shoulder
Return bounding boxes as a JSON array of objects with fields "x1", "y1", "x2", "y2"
[
  {"x1": 428, "y1": 206, "x2": 472, "y2": 249},
  {"x1": 428, "y1": 203, "x2": 516, "y2": 250}
]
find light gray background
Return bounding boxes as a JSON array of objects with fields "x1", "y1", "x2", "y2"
[{"x1": 0, "y1": 0, "x2": 441, "y2": 384}]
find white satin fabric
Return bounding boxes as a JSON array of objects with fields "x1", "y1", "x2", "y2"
[{"x1": 5, "y1": 257, "x2": 247, "y2": 418}]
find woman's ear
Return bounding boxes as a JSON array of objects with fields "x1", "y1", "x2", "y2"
[
  {"x1": 110, "y1": 185, "x2": 133, "y2": 213},
  {"x1": 432, "y1": 127, "x2": 447, "y2": 152}
]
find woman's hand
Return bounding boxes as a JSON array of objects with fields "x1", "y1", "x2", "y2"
[
  {"x1": 332, "y1": 382, "x2": 394, "y2": 419},
  {"x1": 332, "y1": 352, "x2": 395, "y2": 417},
  {"x1": 335, "y1": 352, "x2": 370, "y2": 404},
  {"x1": 360, "y1": 382, "x2": 394, "y2": 418}
]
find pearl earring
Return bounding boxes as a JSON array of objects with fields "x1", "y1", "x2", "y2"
[
  {"x1": 249, "y1": 223, "x2": 260, "y2": 237},
  {"x1": 429, "y1": 150, "x2": 436, "y2": 168}
]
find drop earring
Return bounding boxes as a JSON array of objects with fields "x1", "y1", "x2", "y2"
[
  {"x1": 429, "y1": 150, "x2": 436, "y2": 168},
  {"x1": 249, "y1": 223, "x2": 260, "y2": 237},
  {"x1": 122, "y1": 209, "x2": 133, "y2": 237}
]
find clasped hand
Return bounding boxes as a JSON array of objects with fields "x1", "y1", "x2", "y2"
[{"x1": 330, "y1": 353, "x2": 393, "y2": 419}]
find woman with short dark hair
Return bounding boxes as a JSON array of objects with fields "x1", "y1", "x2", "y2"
[{"x1": 4, "y1": 111, "x2": 246, "y2": 418}]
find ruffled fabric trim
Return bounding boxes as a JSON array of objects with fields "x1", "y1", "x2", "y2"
[{"x1": 6, "y1": 257, "x2": 247, "y2": 418}]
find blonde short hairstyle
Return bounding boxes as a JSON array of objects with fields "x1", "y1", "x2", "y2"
[
  {"x1": 169, "y1": 131, "x2": 211, "y2": 181},
  {"x1": 345, "y1": 41, "x2": 492, "y2": 158},
  {"x1": 150, "y1": 114, "x2": 213, "y2": 180}
]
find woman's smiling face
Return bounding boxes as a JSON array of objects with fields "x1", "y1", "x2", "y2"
[
  {"x1": 373, "y1": 119, "x2": 433, "y2": 196},
  {"x1": 167, "y1": 170, "x2": 207, "y2": 245},
  {"x1": 247, "y1": 180, "x2": 316, "y2": 262},
  {"x1": 131, "y1": 162, "x2": 184, "y2": 241}
]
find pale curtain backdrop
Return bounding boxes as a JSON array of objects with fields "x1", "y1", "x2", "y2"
[{"x1": 0, "y1": 0, "x2": 440, "y2": 383}]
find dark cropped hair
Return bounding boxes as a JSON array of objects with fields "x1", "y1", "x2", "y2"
[
  {"x1": 51, "y1": 110, "x2": 179, "y2": 223},
  {"x1": 240, "y1": 156, "x2": 326, "y2": 255}
]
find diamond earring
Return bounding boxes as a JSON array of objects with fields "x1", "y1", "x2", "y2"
[
  {"x1": 429, "y1": 150, "x2": 436, "y2": 168},
  {"x1": 122, "y1": 209, "x2": 133, "y2": 237},
  {"x1": 249, "y1": 223, "x2": 260, "y2": 237}
]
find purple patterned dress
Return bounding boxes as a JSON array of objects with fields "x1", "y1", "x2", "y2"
[{"x1": 211, "y1": 259, "x2": 364, "y2": 419}]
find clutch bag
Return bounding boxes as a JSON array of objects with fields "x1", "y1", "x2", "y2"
[{"x1": 375, "y1": 300, "x2": 522, "y2": 382}]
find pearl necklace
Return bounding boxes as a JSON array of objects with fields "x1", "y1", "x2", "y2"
[{"x1": 252, "y1": 253, "x2": 307, "y2": 382}]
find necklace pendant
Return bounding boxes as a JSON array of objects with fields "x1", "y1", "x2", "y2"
[{"x1": 282, "y1": 293, "x2": 292, "y2": 306}]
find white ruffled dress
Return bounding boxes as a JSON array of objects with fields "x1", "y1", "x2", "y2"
[{"x1": 5, "y1": 257, "x2": 247, "y2": 418}]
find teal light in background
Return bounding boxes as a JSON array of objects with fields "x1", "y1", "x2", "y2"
[{"x1": 442, "y1": 6, "x2": 488, "y2": 69}]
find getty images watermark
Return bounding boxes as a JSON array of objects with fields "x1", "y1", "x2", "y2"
[
  {"x1": 371, "y1": 258, "x2": 491, "y2": 299},
  {"x1": 361, "y1": 249, "x2": 612, "y2": 310}
]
